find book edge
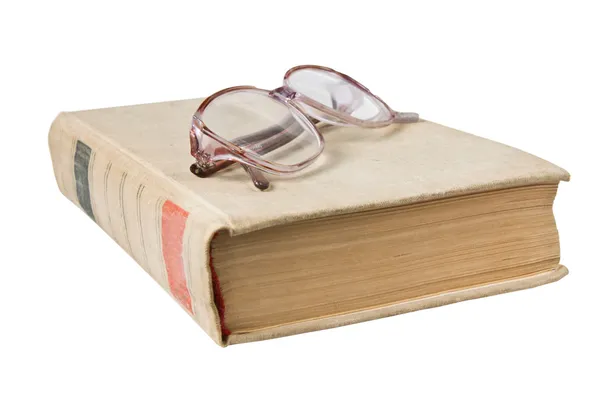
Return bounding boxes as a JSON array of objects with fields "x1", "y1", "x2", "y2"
[
  {"x1": 229, "y1": 179, "x2": 570, "y2": 236},
  {"x1": 226, "y1": 265, "x2": 569, "y2": 345}
]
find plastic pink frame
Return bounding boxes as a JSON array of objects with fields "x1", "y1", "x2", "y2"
[{"x1": 189, "y1": 65, "x2": 419, "y2": 190}]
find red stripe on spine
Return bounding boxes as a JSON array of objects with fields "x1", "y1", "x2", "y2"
[
  {"x1": 209, "y1": 232, "x2": 230, "y2": 337},
  {"x1": 162, "y1": 200, "x2": 193, "y2": 314}
]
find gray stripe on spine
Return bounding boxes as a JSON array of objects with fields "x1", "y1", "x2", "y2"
[{"x1": 74, "y1": 140, "x2": 95, "y2": 221}]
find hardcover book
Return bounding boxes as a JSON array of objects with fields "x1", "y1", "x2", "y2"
[{"x1": 48, "y1": 98, "x2": 569, "y2": 346}]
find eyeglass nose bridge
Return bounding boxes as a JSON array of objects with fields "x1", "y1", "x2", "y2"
[{"x1": 269, "y1": 86, "x2": 297, "y2": 102}]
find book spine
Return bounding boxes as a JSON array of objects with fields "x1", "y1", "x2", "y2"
[{"x1": 48, "y1": 112, "x2": 225, "y2": 345}]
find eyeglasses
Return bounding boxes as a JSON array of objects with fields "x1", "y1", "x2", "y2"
[{"x1": 189, "y1": 65, "x2": 419, "y2": 190}]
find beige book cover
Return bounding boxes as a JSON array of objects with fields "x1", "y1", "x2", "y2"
[{"x1": 48, "y1": 98, "x2": 570, "y2": 346}]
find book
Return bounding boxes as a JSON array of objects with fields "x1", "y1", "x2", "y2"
[{"x1": 48, "y1": 98, "x2": 570, "y2": 346}]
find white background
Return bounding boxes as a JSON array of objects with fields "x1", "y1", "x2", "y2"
[{"x1": 1, "y1": 1, "x2": 598, "y2": 397}]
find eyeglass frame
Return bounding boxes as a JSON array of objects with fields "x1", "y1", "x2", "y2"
[{"x1": 189, "y1": 65, "x2": 419, "y2": 190}]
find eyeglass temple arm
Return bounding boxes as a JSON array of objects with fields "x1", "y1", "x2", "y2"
[
  {"x1": 236, "y1": 119, "x2": 307, "y2": 190},
  {"x1": 203, "y1": 111, "x2": 419, "y2": 173},
  {"x1": 237, "y1": 112, "x2": 420, "y2": 188},
  {"x1": 191, "y1": 115, "x2": 309, "y2": 190},
  {"x1": 241, "y1": 164, "x2": 271, "y2": 190},
  {"x1": 394, "y1": 112, "x2": 420, "y2": 123},
  {"x1": 191, "y1": 158, "x2": 272, "y2": 191}
]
